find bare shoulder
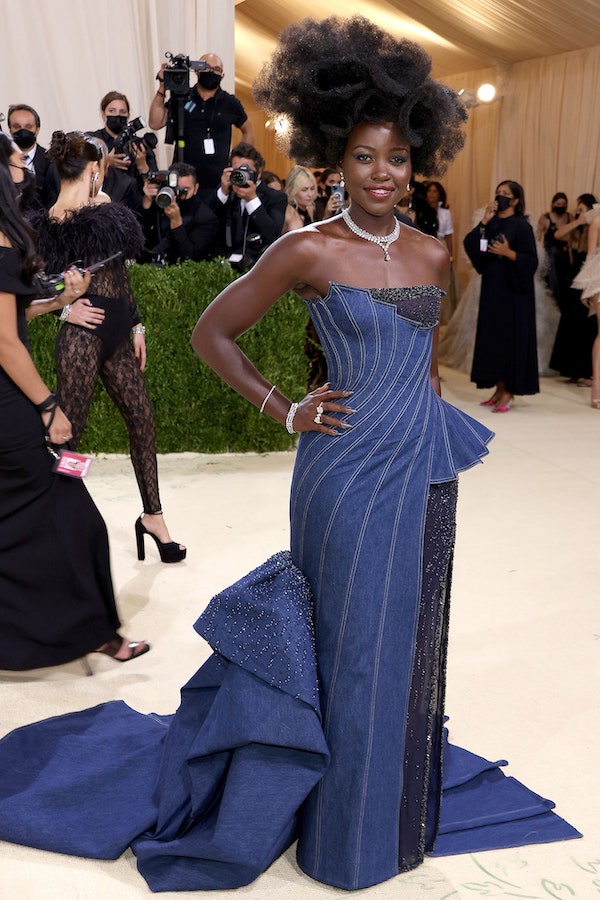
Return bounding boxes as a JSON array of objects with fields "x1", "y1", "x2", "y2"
[
  {"x1": 401, "y1": 223, "x2": 449, "y2": 262},
  {"x1": 261, "y1": 220, "x2": 339, "y2": 269},
  {"x1": 252, "y1": 220, "x2": 344, "y2": 298}
]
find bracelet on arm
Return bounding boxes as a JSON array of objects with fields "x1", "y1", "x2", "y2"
[
  {"x1": 132, "y1": 325, "x2": 146, "y2": 335},
  {"x1": 60, "y1": 304, "x2": 71, "y2": 321},
  {"x1": 36, "y1": 392, "x2": 57, "y2": 413},
  {"x1": 259, "y1": 384, "x2": 277, "y2": 414},
  {"x1": 285, "y1": 402, "x2": 299, "y2": 434}
]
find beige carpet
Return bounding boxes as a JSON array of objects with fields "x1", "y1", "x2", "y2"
[{"x1": 1, "y1": 366, "x2": 598, "y2": 899}]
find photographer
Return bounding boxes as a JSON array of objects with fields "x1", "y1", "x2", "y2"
[
  {"x1": 90, "y1": 92, "x2": 154, "y2": 177},
  {"x1": 149, "y1": 53, "x2": 254, "y2": 200},
  {"x1": 209, "y1": 142, "x2": 287, "y2": 272},
  {"x1": 89, "y1": 91, "x2": 159, "y2": 216},
  {"x1": 140, "y1": 162, "x2": 219, "y2": 265}
]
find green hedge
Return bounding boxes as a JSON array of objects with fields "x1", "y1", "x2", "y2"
[{"x1": 28, "y1": 259, "x2": 310, "y2": 453}]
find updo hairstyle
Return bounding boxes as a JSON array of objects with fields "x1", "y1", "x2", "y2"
[{"x1": 48, "y1": 131, "x2": 103, "y2": 181}]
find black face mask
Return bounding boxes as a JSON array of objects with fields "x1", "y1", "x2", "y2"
[
  {"x1": 495, "y1": 194, "x2": 511, "y2": 212},
  {"x1": 198, "y1": 71, "x2": 222, "y2": 91},
  {"x1": 12, "y1": 128, "x2": 37, "y2": 150},
  {"x1": 106, "y1": 115, "x2": 127, "y2": 134},
  {"x1": 552, "y1": 205, "x2": 567, "y2": 216}
]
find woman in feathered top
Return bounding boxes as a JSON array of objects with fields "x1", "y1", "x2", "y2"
[{"x1": 33, "y1": 131, "x2": 185, "y2": 563}]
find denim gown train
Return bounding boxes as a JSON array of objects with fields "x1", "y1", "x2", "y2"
[{"x1": 0, "y1": 285, "x2": 581, "y2": 892}]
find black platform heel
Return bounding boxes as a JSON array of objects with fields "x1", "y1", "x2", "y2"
[{"x1": 135, "y1": 516, "x2": 186, "y2": 564}]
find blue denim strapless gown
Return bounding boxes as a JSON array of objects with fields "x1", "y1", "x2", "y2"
[{"x1": 292, "y1": 283, "x2": 492, "y2": 888}]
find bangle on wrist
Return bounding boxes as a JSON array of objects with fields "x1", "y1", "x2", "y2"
[
  {"x1": 285, "y1": 402, "x2": 299, "y2": 434},
  {"x1": 132, "y1": 325, "x2": 146, "y2": 335},
  {"x1": 60, "y1": 304, "x2": 71, "y2": 321},
  {"x1": 259, "y1": 384, "x2": 276, "y2": 414}
]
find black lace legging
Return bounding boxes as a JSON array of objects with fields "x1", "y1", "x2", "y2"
[{"x1": 55, "y1": 325, "x2": 161, "y2": 514}]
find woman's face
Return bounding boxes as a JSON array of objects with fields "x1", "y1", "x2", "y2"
[
  {"x1": 426, "y1": 183, "x2": 440, "y2": 206},
  {"x1": 323, "y1": 172, "x2": 341, "y2": 188},
  {"x1": 294, "y1": 179, "x2": 317, "y2": 209},
  {"x1": 102, "y1": 98, "x2": 129, "y2": 133},
  {"x1": 575, "y1": 201, "x2": 588, "y2": 218},
  {"x1": 495, "y1": 182, "x2": 517, "y2": 214},
  {"x1": 341, "y1": 121, "x2": 411, "y2": 218}
]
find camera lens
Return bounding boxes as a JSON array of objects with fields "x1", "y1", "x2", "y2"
[
  {"x1": 155, "y1": 186, "x2": 176, "y2": 208},
  {"x1": 230, "y1": 169, "x2": 249, "y2": 187}
]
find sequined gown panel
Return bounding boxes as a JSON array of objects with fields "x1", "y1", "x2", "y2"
[{"x1": 291, "y1": 283, "x2": 492, "y2": 890}]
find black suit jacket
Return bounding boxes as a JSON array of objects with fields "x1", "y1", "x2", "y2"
[
  {"x1": 141, "y1": 194, "x2": 219, "y2": 265},
  {"x1": 24, "y1": 144, "x2": 60, "y2": 210},
  {"x1": 209, "y1": 180, "x2": 287, "y2": 267}
]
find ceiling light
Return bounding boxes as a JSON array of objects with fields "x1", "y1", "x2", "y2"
[{"x1": 476, "y1": 83, "x2": 496, "y2": 103}]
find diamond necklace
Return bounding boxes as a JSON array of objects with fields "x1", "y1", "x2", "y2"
[{"x1": 342, "y1": 207, "x2": 400, "y2": 261}]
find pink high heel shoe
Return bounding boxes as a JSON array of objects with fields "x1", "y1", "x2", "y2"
[{"x1": 492, "y1": 398, "x2": 513, "y2": 413}]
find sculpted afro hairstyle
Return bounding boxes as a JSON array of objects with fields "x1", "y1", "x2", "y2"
[{"x1": 253, "y1": 16, "x2": 467, "y2": 176}]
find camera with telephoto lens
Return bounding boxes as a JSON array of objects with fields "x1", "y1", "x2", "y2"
[
  {"x1": 112, "y1": 117, "x2": 159, "y2": 168},
  {"x1": 163, "y1": 52, "x2": 207, "y2": 95},
  {"x1": 229, "y1": 163, "x2": 258, "y2": 188},
  {"x1": 112, "y1": 116, "x2": 145, "y2": 154},
  {"x1": 143, "y1": 170, "x2": 188, "y2": 208}
]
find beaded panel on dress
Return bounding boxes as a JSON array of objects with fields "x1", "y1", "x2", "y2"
[{"x1": 369, "y1": 286, "x2": 442, "y2": 328}]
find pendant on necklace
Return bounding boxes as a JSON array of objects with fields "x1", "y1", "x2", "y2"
[{"x1": 342, "y1": 208, "x2": 400, "y2": 261}]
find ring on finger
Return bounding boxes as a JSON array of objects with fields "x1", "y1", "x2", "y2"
[
  {"x1": 316, "y1": 403, "x2": 324, "y2": 415},
  {"x1": 314, "y1": 413, "x2": 322, "y2": 424}
]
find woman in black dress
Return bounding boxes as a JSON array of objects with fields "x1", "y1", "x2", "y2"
[
  {"x1": 548, "y1": 193, "x2": 597, "y2": 383},
  {"x1": 0, "y1": 132, "x2": 149, "y2": 668},
  {"x1": 464, "y1": 180, "x2": 538, "y2": 412},
  {"x1": 537, "y1": 192, "x2": 571, "y2": 304},
  {"x1": 34, "y1": 131, "x2": 185, "y2": 563}
]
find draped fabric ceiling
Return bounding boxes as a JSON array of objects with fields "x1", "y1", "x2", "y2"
[
  {"x1": 235, "y1": 0, "x2": 600, "y2": 283},
  {"x1": 235, "y1": 0, "x2": 600, "y2": 90}
]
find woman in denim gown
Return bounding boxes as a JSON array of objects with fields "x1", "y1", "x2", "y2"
[
  {"x1": 0, "y1": 18, "x2": 581, "y2": 893},
  {"x1": 192, "y1": 15, "x2": 492, "y2": 890}
]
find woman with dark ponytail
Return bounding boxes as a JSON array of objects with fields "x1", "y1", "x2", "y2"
[{"x1": 0, "y1": 131, "x2": 149, "y2": 668}]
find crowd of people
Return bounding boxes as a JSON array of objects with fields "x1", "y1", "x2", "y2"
[{"x1": 3, "y1": 64, "x2": 349, "y2": 274}]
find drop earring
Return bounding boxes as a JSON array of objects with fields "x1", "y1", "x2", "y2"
[{"x1": 90, "y1": 171, "x2": 99, "y2": 206}]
